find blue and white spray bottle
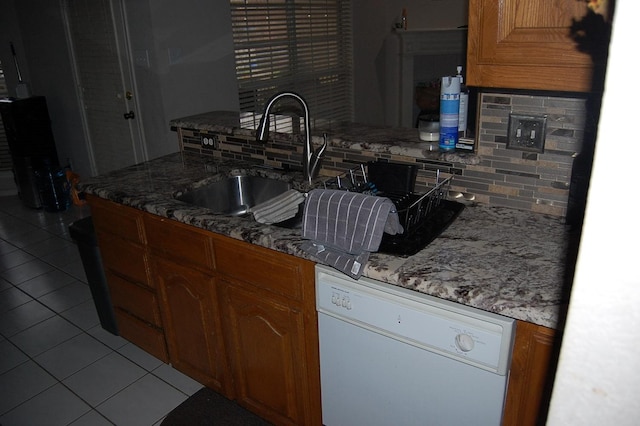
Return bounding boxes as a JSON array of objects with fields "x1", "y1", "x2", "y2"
[{"x1": 439, "y1": 73, "x2": 461, "y2": 152}]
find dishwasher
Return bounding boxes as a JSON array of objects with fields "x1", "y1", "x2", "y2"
[{"x1": 316, "y1": 264, "x2": 516, "y2": 426}]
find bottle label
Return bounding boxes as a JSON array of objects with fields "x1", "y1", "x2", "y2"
[
  {"x1": 440, "y1": 95, "x2": 459, "y2": 151},
  {"x1": 458, "y1": 92, "x2": 469, "y2": 131},
  {"x1": 439, "y1": 129, "x2": 457, "y2": 151}
]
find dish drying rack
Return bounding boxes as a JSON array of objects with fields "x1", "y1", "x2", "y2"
[{"x1": 320, "y1": 164, "x2": 454, "y2": 234}]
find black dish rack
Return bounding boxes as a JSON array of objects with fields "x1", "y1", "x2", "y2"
[{"x1": 321, "y1": 163, "x2": 465, "y2": 256}]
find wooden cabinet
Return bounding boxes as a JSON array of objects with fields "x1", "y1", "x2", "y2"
[
  {"x1": 221, "y1": 282, "x2": 310, "y2": 425},
  {"x1": 89, "y1": 196, "x2": 558, "y2": 426},
  {"x1": 216, "y1": 237, "x2": 321, "y2": 426},
  {"x1": 153, "y1": 258, "x2": 231, "y2": 394},
  {"x1": 87, "y1": 196, "x2": 321, "y2": 425},
  {"x1": 503, "y1": 320, "x2": 560, "y2": 426},
  {"x1": 88, "y1": 196, "x2": 168, "y2": 362},
  {"x1": 145, "y1": 214, "x2": 231, "y2": 394},
  {"x1": 466, "y1": 0, "x2": 607, "y2": 92}
]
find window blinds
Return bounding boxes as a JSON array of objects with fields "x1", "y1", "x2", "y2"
[{"x1": 230, "y1": 0, "x2": 354, "y2": 131}]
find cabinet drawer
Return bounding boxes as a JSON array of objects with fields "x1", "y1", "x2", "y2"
[
  {"x1": 108, "y1": 273, "x2": 162, "y2": 327},
  {"x1": 115, "y1": 309, "x2": 168, "y2": 362},
  {"x1": 98, "y1": 233, "x2": 150, "y2": 287},
  {"x1": 144, "y1": 215, "x2": 215, "y2": 271},
  {"x1": 215, "y1": 236, "x2": 307, "y2": 301},
  {"x1": 88, "y1": 196, "x2": 145, "y2": 244}
]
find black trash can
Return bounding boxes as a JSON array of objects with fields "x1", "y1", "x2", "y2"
[
  {"x1": 69, "y1": 217, "x2": 119, "y2": 335},
  {"x1": 36, "y1": 162, "x2": 70, "y2": 212}
]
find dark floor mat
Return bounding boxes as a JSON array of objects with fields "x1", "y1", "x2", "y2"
[{"x1": 161, "y1": 387, "x2": 272, "y2": 426}]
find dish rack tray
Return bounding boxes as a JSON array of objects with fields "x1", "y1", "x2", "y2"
[
  {"x1": 320, "y1": 165, "x2": 454, "y2": 233},
  {"x1": 387, "y1": 176, "x2": 452, "y2": 232}
]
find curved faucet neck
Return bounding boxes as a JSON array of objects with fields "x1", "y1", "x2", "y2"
[
  {"x1": 257, "y1": 91, "x2": 310, "y2": 143},
  {"x1": 256, "y1": 91, "x2": 316, "y2": 183}
]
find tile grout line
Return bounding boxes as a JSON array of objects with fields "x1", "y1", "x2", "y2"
[{"x1": 1, "y1": 200, "x2": 194, "y2": 425}]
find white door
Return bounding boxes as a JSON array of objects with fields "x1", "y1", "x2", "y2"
[{"x1": 63, "y1": 0, "x2": 147, "y2": 176}]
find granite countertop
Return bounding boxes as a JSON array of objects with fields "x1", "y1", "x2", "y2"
[{"x1": 79, "y1": 151, "x2": 573, "y2": 330}]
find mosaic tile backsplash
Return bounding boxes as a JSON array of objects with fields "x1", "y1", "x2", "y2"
[
  {"x1": 461, "y1": 92, "x2": 588, "y2": 216},
  {"x1": 176, "y1": 91, "x2": 589, "y2": 218}
]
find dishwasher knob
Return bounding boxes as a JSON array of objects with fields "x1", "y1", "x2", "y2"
[
  {"x1": 344, "y1": 297, "x2": 352, "y2": 310},
  {"x1": 455, "y1": 333, "x2": 475, "y2": 352},
  {"x1": 338, "y1": 296, "x2": 351, "y2": 309}
]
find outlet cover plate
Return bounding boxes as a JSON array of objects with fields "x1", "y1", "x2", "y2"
[
  {"x1": 507, "y1": 113, "x2": 547, "y2": 153},
  {"x1": 201, "y1": 135, "x2": 218, "y2": 150}
]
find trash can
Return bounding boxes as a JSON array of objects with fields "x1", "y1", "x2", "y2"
[
  {"x1": 36, "y1": 161, "x2": 70, "y2": 212},
  {"x1": 69, "y1": 216, "x2": 119, "y2": 335}
]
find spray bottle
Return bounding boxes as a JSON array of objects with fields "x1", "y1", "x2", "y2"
[
  {"x1": 439, "y1": 74, "x2": 461, "y2": 152},
  {"x1": 457, "y1": 66, "x2": 469, "y2": 137}
]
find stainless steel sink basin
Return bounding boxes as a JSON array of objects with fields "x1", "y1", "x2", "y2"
[{"x1": 176, "y1": 175, "x2": 292, "y2": 216}]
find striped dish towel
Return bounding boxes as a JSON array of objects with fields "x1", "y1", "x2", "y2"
[
  {"x1": 251, "y1": 189, "x2": 306, "y2": 225},
  {"x1": 300, "y1": 189, "x2": 403, "y2": 279}
]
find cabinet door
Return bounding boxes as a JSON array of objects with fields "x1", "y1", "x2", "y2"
[
  {"x1": 221, "y1": 280, "x2": 313, "y2": 426},
  {"x1": 503, "y1": 321, "x2": 559, "y2": 426},
  {"x1": 467, "y1": 0, "x2": 602, "y2": 92},
  {"x1": 154, "y1": 258, "x2": 230, "y2": 395}
]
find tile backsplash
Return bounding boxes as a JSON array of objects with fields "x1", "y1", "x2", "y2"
[
  {"x1": 178, "y1": 91, "x2": 589, "y2": 218},
  {"x1": 455, "y1": 92, "x2": 588, "y2": 216}
]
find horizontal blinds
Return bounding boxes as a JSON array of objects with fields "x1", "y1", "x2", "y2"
[{"x1": 230, "y1": 0, "x2": 353, "y2": 131}]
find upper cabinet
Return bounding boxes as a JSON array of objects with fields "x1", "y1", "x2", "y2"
[{"x1": 466, "y1": 0, "x2": 610, "y2": 92}]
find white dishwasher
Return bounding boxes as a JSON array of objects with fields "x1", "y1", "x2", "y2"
[{"x1": 315, "y1": 264, "x2": 516, "y2": 426}]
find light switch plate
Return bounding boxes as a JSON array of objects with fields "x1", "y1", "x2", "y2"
[{"x1": 507, "y1": 113, "x2": 547, "y2": 153}]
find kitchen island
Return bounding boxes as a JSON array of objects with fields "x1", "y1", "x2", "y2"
[
  {"x1": 79, "y1": 150, "x2": 573, "y2": 330},
  {"x1": 78, "y1": 138, "x2": 576, "y2": 425}
]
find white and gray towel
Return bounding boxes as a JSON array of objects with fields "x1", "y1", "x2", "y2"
[
  {"x1": 251, "y1": 189, "x2": 306, "y2": 224},
  {"x1": 300, "y1": 189, "x2": 403, "y2": 279}
]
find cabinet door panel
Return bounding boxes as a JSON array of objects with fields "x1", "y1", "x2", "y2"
[
  {"x1": 114, "y1": 309, "x2": 168, "y2": 362},
  {"x1": 221, "y1": 281, "x2": 308, "y2": 426},
  {"x1": 88, "y1": 195, "x2": 145, "y2": 243},
  {"x1": 145, "y1": 215, "x2": 215, "y2": 271},
  {"x1": 215, "y1": 236, "x2": 303, "y2": 301},
  {"x1": 154, "y1": 258, "x2": 230, "y2": 394},
  {"x1": 108, "y1": 273, "x2": 162, "y2": 326},
  {"x1": 503, "y1": 321, "x2": 559, "y2": 426},
  {"x1": 467, "y1": 0, "x2": 600, "y2": 92},
  {"x1": 97, "y1": 233, "x2": 150, "y2": 286}
]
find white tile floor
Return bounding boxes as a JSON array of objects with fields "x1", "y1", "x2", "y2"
[{"x1": 0, "y1": 195, "x2": 202, "y2": 426}]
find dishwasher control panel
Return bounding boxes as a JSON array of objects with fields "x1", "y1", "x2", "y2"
[
  {"x1": 330, "y1": 291, "x2": 352, "y2": 310},
  {"x1": 316, "y1": 266, "x2": 515, "y2": 375}
]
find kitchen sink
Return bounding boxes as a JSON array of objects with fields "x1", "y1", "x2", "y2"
[{"x1": 176, "y1": 175, "x2": 292, "y2": 216}]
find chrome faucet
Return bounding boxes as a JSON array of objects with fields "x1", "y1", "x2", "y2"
[{"x1": 256, "y1": 92, "x2": 328, "y2": 184}]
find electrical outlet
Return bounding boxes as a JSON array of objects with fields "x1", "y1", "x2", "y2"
[
  {"x1": 507, "y1": 114, "x2": 547, "y2": 153},
  {"x1": 201, "y1": 135, "x2": 218, "y2": 150}
]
